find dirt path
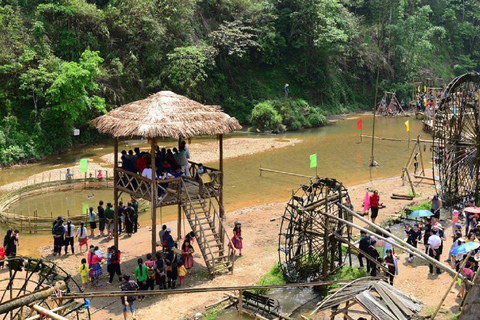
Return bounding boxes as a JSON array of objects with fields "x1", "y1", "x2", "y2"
[{"x1": 34, "y1": 174, "x2": 460, "y2": 319}]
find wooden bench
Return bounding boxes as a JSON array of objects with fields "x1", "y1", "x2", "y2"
[{"x1": 242, "y1": 291, "x2": 280, "y2": 315}]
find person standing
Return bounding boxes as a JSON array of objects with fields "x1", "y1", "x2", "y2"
[
  {"x1": 367, "y1": 239, "x2": 380, "y2": 276},
  {"x1": 283, "y1": 83, "x2": 289, "y2": 98},
  {"x1": 53, "y1": 220, "x2": 65, "y2": 256},
  {"x1": 134, "y1": 258, "x2": 148, "y2": 300},
  {"x1": 232, "y1": 222, "x2": 243, "y2": 256},
  {"x1": 131, "y1": 197, "x2": 139, "y2": 233},
  {"x1": 406, "y1": 224, "x2": 422, "y2": 262},
  {"x1": 369, "y1": 190, "x2": 380, "y2": 224},
  {"x1": 423, "y1": 218, "x2": 433, "y2": 254},
  {"x1": 181, "y1": 240, "x2": 194, "y2": 270},
  {"x1": 429, "y1": 194, "x2": 442, "y2": 224},
  {"x1": 104, "y1": 202, "x2": 115, "y2": 239},
  {"x1": 120, "y1": 274, "x2": 139, "y2": 320},
  {"x1": 155, "y1": 251, "x2": 167, "y2": 290},
  {"x1": 176, "y1": 145, "x2": 190, "y2": 177},
  {"x1": 383, "y1": 248, "x2": 398, "y2": 285},
  {"x1": 3, "y1": 229, "x2": 16, "y2": 257},
  {"x1": 159, "y1": 225, "x2": 167, "y2": 247},
  {"x1": 76, "y1": 222, "x2": 88, "y2": 253},
  {"x1": 64, "y1": 220, "x2": 75, "y2": 255},
  {"x1": 163, "y1": 228, "x2": 175, "y2": 252},
  {"x1": 178, "y1": 261, "x2": 187, "y2": 287},
  {"x1": 124, "y1": 203, "x2": 135, "y2": 237},
  {"x1": 118, "y1": 202, "x2": 125, "y2": 234},
  {"x1": 465, "y1": 199, "x2": 476, "y2": 234},
  {"x1": 97, "y1": 201, "x2": 105, "y2": 237},
  {"x1": 358, "y1": 231, "x2": 371, "y2": 270},
  {"x1": 427, "y1": 226, "x2": 442, "y2": 275},
  {"x1": 88, "y1": 207, "x2": 97, "y2": 238},
  {"x1": 107, "y1": 246, "x2": 123, "y2": 284},
  {"x1": 144, "y1": 253, "x2": 156, "y2": 291},
  {"x1": 79, "y1": 258, "x2": 89, "y2": 291}
]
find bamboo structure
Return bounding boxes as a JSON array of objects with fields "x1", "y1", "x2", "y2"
[{"x1": 30, "y1": 305, "x2": 69, "y2": 320}]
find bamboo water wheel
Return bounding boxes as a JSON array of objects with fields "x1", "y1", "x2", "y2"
[
  {"x1": 0, "y1": 256, "x2": 88, "y2": 319},
  {"x1": 278, "y1": 178, "x2": 351, "y2": 282},
  {"x1": 433, "y1": 72, "x2": 480, "y2": 205}
]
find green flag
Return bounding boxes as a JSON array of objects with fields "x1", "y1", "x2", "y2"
[
  {"x1": 310, "y1": 154, "x2": 317, "y2": 168},
  {"x1": 80, "y1": 159, "x2": 88, "y2": 173}
]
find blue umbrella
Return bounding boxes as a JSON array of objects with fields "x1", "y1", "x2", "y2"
[
  {"x1": 408, "y1": 209, "x2": 433, "y2": 219},
  {"x1": 451, "y1": 242, "x2": 480, "y2": 256}
]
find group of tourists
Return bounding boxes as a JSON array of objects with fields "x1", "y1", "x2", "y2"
[
  {"x1": 51, "y1": 197, "x2": 139, "y2": 256},
  {"x1": 120, "y1": 141, "x2": 191, "y2": 178},
  {"x1": 1, "y1": 228, "x2": 19, "y2": 260}
]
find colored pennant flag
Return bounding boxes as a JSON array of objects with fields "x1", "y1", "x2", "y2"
[
  {"x1": 405, "y1": 120, "x2": 410, "y2": 132},
  {"x1": 357, "y1": 118, "x2": 362, "y2": 130},
  {"x1": 363, "y1": 191, "x2": 370, "y2": 213},
  {"x1": 309, "y1": 154, "x2": 317, "y2": 168},
  {"x1": 424, "y1": 85, "x2": 427, "y2": 93},
  {"x1": 417, "y1": 85, "x2": 420, "y2": 93},
  {"x1": 80, "y1": 158, "x2": 88, "y2": 173}
]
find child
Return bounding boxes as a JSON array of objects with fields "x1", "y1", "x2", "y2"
[
  {"x1": 0, "y1": 246, "x2": 5, "y2": 269},
  {"x1": 121, "y1": 274, "x2": 139, "y2": 320},
  {"x1": 79, "y1": 258, "x2": 90, "y2": 291},
  {"x1": 178, "y1": 261, "x2": 187, "y2": 286},
  {"x1": 452, "y1": 210, "x2": 460, "y2": 235},
  {"x1": 181, "y1": 240, "x2": 194, "y2": 270},
  {"x1": 76, "y1": 222, "x2": 88, "y2": 253}
]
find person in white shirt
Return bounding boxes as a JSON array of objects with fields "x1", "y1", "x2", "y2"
[
  {"x1": 63, "y1": 220, "x2": 76, "y2": 255},
  {"x1": 427, "y1": 226, "x2": 442, "y2": 275}
]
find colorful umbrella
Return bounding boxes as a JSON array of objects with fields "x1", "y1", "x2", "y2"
[
  {"x1": 464, "y1": 207, "x2": 480, "y2": 214},
  {"x1": 451, "y1": 242, "x2": 480, "y2": 256},
  {"x1": 408, "y1": 209, "x2": 433, "y2": 218}
]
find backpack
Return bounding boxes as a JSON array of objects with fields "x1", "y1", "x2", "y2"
[{"x1": 147, "y1": 263, "x2": 156, "y2": 280}]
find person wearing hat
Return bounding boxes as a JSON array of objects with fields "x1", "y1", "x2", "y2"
[
  {"x1": 358, "y1": 230, "x2": 371, "y2": 270},
  {"x1": 406, "y1": 224, "x2": 422, "y2": 262},
  {"x1": 427, "y1": 226, "x2": 442, "y2": 275}
]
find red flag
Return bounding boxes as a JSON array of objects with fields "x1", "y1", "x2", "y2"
[{"x1": 357, "y1": 118, "x2": 362, "y2": 130}]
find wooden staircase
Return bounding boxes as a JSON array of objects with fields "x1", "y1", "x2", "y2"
[{"x1": 181, "y1": 180, "x2": 235, "y2": 275}]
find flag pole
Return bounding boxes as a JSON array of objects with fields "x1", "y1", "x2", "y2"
[{"x1": 370, "y1": 68, "x2": 380, "y2": 167}]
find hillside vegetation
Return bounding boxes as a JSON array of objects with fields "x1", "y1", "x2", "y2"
[{"x1": 1, "y1": 0, "x2": 479, "y2": 165}]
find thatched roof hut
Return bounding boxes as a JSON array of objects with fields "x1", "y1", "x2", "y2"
[{"x1": 92, "y1": 91, "x2": 241, "y2": 139}]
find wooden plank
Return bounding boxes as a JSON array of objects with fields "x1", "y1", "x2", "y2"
[
  {"x1": 355, "y1": 292, "x2": 396, "y2": 320},
  {"x1": 375, "y1": 283, "x2": 413, "y2": 316},
  {"x1": 374, "y1": 283, "x2": 409, "y2": 320},
  {"x1": 377, "y1": 281, "x2": 422, "y2": 312}
]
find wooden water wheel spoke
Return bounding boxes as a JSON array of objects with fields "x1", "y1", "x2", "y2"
[{"x1": 278, "y1": 178, "x2": 350, "y2": 282}]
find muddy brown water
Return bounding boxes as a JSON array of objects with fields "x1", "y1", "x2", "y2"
[{"x1": 2, "y1": 114, "x2": 430, "y2": 257}]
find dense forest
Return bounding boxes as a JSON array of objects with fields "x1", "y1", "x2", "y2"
[{"x1": 1, "y1": 0, "x2": 479, "y2": 166}]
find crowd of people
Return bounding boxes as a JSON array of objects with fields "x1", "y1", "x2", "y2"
[{"x1": 359, "y1": 191, "x2": 480, "y2": 297}]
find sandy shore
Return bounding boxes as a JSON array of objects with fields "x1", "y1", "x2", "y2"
[{"x1": 31, "y1": 174, "x2": 461, "y2": 320}]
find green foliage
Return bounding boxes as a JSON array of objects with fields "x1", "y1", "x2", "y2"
[
  {"x1": 329, "y1": 266, "x2": 366, "y2": 289},
  {"x1": 251, "y1": 263, "x2": 286, "y2": 295},
  {"x1": 409, "y1": 201, "x2": 431, "y2": 212},
  {"x1": 250, "y1": 101, "x2": 284, "y2": 132}
]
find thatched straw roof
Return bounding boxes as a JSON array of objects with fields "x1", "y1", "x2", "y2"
[{"x1": 92, "y1": 91, "x2": 241, "y2": 139}]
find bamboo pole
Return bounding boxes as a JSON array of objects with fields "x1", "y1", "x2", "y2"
[
  {"x1": 31, "y1": 305, "x2": 69, "y2": 320},
  {"x1": 360, "y1": 134, "x2": 434, "y2": 144},
  {"x1": 336, "y1": 203, "x2": 466, "y2": 280},
  {"x1": 57, "y1": 280, "x2": 356, "y2": 300},
  {"x1": 113, "y1": 137, "x2": 119, "y2": 250},
  {"x1": 151, "y1": 138, "x2": 157, "y2": 256},
  {"x1": 24, "y1": 301, "x2": 80, "y2": 320},
  {"x1": 0, "y1": 281, "x2": 66, "y2": 314},
  {"x1": 431, "y1": 251, "x2": 473, "y2": 320},
  {"x1": 259, "y1": 168, "x2": 314, "y2": 179},
  {"x1": 219, "y1": 134, "x2": 225, "y2": 245}
]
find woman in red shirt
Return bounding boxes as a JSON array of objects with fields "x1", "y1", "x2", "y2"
[{"x1": 370, "y1": 190, "x2": 380, "y2": 224}]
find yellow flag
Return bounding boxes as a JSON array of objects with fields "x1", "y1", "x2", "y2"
[
  {"x1": 417, "y1": 85, "x2": 420, "y2": 93},
  {"x1": 424, "y1": 85, "x2": 427, "y2": 92},
  {"x1": 405, "y1": 120, "x2": 410, "y2": 132}
]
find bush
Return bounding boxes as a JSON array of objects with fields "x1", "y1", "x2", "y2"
[
  {"x1": 251, "y1": 264, "x2": 286, "y2": 295},
  {"x1": 250, "y1": 101, "x2": 283, "y2": 132},
  {"x1": 307, "y1": 113, "x2": 327, "y2": 127}
]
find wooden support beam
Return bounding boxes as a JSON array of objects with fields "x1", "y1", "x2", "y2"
[
  {"x1": 219, "y1": 134, "x2": 225, "y2": 245},
  {"x1": 259, "y1": 168, "x2": 314, "y2": 179},
  {"x1": 0, "y1": 281, "x2": 66, "y2": 314},
  {"x1": 151, "y1": 138, "x2": 157, "y2": 256},
  {"x1": 24, "y1": 301, "x2": 80, "y2": 320},
  {"x1": 360, "y1": 134, "x2": 434, "y2": 144},
  {"x1": 403, "y1": 167, "x2": 416, "y2": 196},
  {"x1": 113, "y1": 137, "x2": 119, "y2": 250},
  {"x1": 31, "y1": 305, "x2": 69, "y2": 320}
]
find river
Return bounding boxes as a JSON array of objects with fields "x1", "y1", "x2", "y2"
[{"x1": 2, "y1": 114, "x2": 430, "y2": 255}]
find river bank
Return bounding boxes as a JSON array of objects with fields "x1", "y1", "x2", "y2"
[{"x1": 29, "y1": 173, "x2": 460, "y2": 320}]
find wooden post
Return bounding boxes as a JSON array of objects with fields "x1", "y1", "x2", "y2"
[
  {"x1": 417, "y1": 136, "x2": 426, "y2": 175},
  {"x1": 113, "y1": 137, "x2": 119, "y2": 250},
  {"x1": 151, "y1": 138, "x2": 157, "y2": 256},
  {"x1": 404, "y1": 167, "x2": 416, "y2": 196},
  {"x1": 219, "y1": 134, "x2": 225, "y2": 245},
  {"x1": 238, "y1": 290, "x2": 243, "y2": 319},
  {"x1": 177, "y1": 137, "x2": 182, "y2": 241}
]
